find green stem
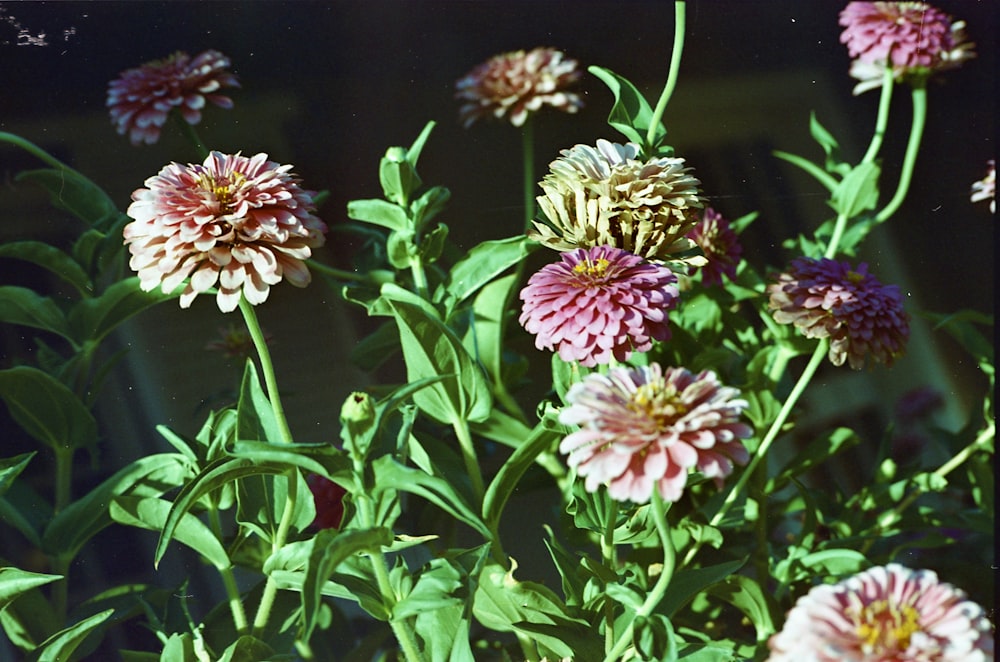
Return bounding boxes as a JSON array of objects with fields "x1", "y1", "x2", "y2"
[
  {"x1": 239, "y1": 297, "x2": 295, "y2": 446},
  {"x1": 824, "y1": 212, "x2": 849, "y2": 260},
  {"x1": 54, "y1": 447, "x2": 73, "y2": 514},
  {"x1": 683, "y1": 340, "x2": 828, "y2": 568},
  {"x1": 645, "y1": 1, "x2": 686, "y2": 153},
  {"x1": 603, "y1": 493, "x2": 675, "y2": 662},
  {"x1": 208, "y1": 504, "x2": 249, "y2": 634},
  {"x1": 874, "y1": 82, "x2": 927, "y2": 224},
  {"x1": 408, "y1": 256, "x2": 429, "y2": 300},
  {"x1": 452, "y1": 418, "x2": 485, "y2": 503},
  {"x1": 172, "y1": 112, "x2": 211, "y2": 161},
  {"x1": 305, "y1": 259, "x2": 371, "y2": 283},
  {"x1": 252, "y1": 470, "x2": 299, "y2": 636},
  {"x1": 860, "y1": 67, "x2": 896, "y2": 165},
  {"x1": 522, "y1": 116, "x2": 535, "y2": 232},
  {"x1": 601, "y1": 500, "x2": 620, "y2": 654},
  {"x1": 0, "y1": 131, "x2": 70, "y2": 170}
]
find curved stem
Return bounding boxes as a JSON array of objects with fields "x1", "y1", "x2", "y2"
[
  {"x1": 860, "y1": 68, "x2": 896, "y2": 165},
  {"x1": 172, "y1": 113, "x2": 211, "y2": 161},
  {"x1": 683, "y1": 340, "x2": 828, "y2": 568},
  {"x1": 208, "y1": 504, "x2": 249, "y2": 634},
  {"x1": 824, "y1": 212, "x2": 849, "y2": 260},
  {"x1": 875, "y1": 82, "x2": 927, "y2": 224},
  {"x1": 646, "y1": 1, "x2": 687, "y2": 152},
  {"x1": 252, "y1": 470, "x2": 299, "y2": 636},
  {"x1": 603, "y1": 493, "x2": 675, "y2": 662},
  {"x1": 0, "y1": 131, "x2": 70, "y2": 170}
]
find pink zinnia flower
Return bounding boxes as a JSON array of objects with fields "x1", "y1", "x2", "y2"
[
  {"x1": 559, "y1": 364, "x2": 752, "y2": 504},
  {"x1": 456, "y1": 47, "x2": 583, "y2": 128},
  {"x1": 686, "y1": 207, "x2": 742, "y2": 286},
  {"x1": 839, "y1": 3, "x2": 975, "y2": 94},
  {"x1": 767, "y1": 564, "x2": 995, "y2": 662},
  {"x1": 767, "y1": 257, "x2": 909, "y2": 370},
  {"x1": 970, "y1": 160, "x2": 995, "y2": 214},
  {"x1": 307, "y1": 474, "x2": 347, "y2": 530},
  {"x1": 107, "y1": 50, "x2": 239, "y2": 146},
  {"x1": 124, "y1": 151, "x2": 327, "y2": 313},
  {"x1": 518, "y1": 245, "x2": 679, "y2": 367}
]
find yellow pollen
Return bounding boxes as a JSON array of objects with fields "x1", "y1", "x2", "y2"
[
  {"x1": 847, "y1": 270, "x2": 865, "y2": 284},
  {"x1": 573, "y1": 257, "x2": 611, "y2": 278},
  {"x1": 628, "y1": 381, "x2": 686, "y2": 427},
  {"x1": 199, "y1": 171, "x2": 247, "y2": 214},
  {"x1": 853, "y1": 600, "x2": 922, "y2": 653}
]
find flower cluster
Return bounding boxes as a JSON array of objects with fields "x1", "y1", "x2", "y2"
[
  {"x1": 124, "y1": 151, "x2": 327, "y2": 313},
  {"x1": 970, "y1": 159, "x2": 995, "y2": 213},
  {"x1": 455, "y1": 47, "x2": 583, "y2": 128},
  {"x1": 686, "y1": 207, "x2": 743, "y2": 286},
  {"x1": 559, "y1": 363, "x2": 752, "y2": 504},
  {"x1": 839, "y1": 2, "x2": 975, "y2": 95},
  {"x1": 767, "y1": 564, "x2": 995, "y2": 662},
  {"x1": 519, "y1": 245, "x2": 679, "y2": 367},
  {"x1": 530, "y1": 139, "x2": 705, "y2": 261},
  {"x1": 107, "y1": 49, "x2": 239, "y2": 146},
  {"x1": 767, "y1": 257, "x2": 910, "y2": 370}
]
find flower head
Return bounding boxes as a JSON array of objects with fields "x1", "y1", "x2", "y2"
[
  {"x1": 767, "y1": 257, "x2": 909, "y2": 370},
  {"x1": 839, "y1": 3, "x2": 975, "y2": 94},
  {"x1": 767, "y1": 564, "x2": 995, "y2": 662},
  {"x1": 559, "y1": 364, "x2": 752, "y2": 504},
  {"x1": 970, "y1": 160, "x2": 995, "y2": 213},
  {"x1": 530, "y1": 140, "x2": 704, "y2": 261},
  {"x1": 124, "y1": 151, "x2": 327, "y2": 313},
  {"x1": 107, "y1": 50, "x2": 239, "y2": 146},
  {"x1": 686, "y1": 207, "x2": 743, "y2": 286},
  {"x1": 519, "y1": 246, "x2": 679, "y2": 367},
  {"x1": 455, "y1": 47, "x2": 583, "y2": 128},
  {"x1": 307, "y1": 474, "x2": 347, "y2": 530}
]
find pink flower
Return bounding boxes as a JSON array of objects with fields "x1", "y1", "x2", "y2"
[
  {"x1": 839, "y1": 3, "x2": 975, "y2": 94},
  {"x1": 124, "y1": 151, "x2": 327, "y2": 313},
  {"x1": 307, "y1": 475, "x2": 347, "y2": 530},
  {"x1": 767, "y1": 564, "x2": 995, "y2": 662},
  {"x1": 518, "y1": 245, "x2": 679, "y2": 367},
  {"x1": 767, "y1": 257, "x2": 910, "y2": 370},
  {"x1": 559, "y1": 364, "x2": 752, "y2": 504},
  {"x1": 970, "y1": 160, "x2": 995, "y2": 214},
  {"x1": 456, "y1": 47, "x2": 583, "y2": 128},
  {"x1": 107, "y1": 50, "x2": 239, "y2": 146},
  {"x1": 686, "y1": 207, "x2": 742, "y2": 286}
]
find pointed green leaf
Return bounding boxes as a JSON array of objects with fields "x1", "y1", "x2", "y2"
[
  {"x1": 236, "y1": 360, "x2": 282, "y2": 444},
  {"x1": 0, "y1": 241, "x2": 92, "y2": 295},
  {"x1": 110, "y1": 496, "x2": 231, "y2": 570},
  {"x1": 0, "y1": 567, "x2": 63, "y2": 611},
  {"x1": 706, "y1": 574, "x2": 777, "y2": 642},
  {"x1": 0, "y1": 452, "x2": 35, "y2": 500},
  {"x1": 444, "y1": 236, "x2": 534, "y2": 306},
  {"x1": 67, "y1": 276, "x2": 175, "y2": 344},
  {"x1": 347, "y1": 199, "x2": 410, "y2": 231},
  {"x1": 0, "y1": 366, "x2": 97, "y2": 451},
  {"x1": 483, "y1": 419, "x2": 560, "y2": 530},
  {"x1": 35, "y1": 608, "x2": 114, "y2": 662},
  {"x1": 829, "y1": 161, "x2": 881, "y2": 218},
  {"x1": 659, "y1": 559, "x2": 745, "y2": 617},
  {"x1": 0, "y1": 286, "x2": 73, "y2": 341},
  {"x1": 16, "y1": 167, "x2": 119, "y2": 229},
  {"x1": 588, "y1": 66, "x2": 663, "y2": 149}
]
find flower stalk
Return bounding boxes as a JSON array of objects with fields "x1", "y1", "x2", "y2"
[
  {"x1": 875, "y1": 82, "x2": 927, "y2": 223},
  {"x1": 646, "y1": 1, "x2": 686, "y2": 153}
]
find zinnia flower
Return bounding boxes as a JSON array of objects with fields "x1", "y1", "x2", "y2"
[
  {"x1": 307, "y1": 474, "x2": 347, "y2": 530},
  {"x1": 686, "y1": 207, "x2": 742, "y2": 286},
  {"x1": 970, "y1": 160, "x2": 995, "y2": 213},
  {"x1": 559, "y1": 364, "x2": 752, "y2": 504},
  {"x1": 767, "y1": 257, "x2": 909, "y2": 370},
  {"x1": 530, "y1": 140, "x2": 705, "y2": 261},
  {"x1": 455, "y1": 47, "x2": 583, "y2": 128},
  {"x1": 124, "y1": 151, "x2": 327, "y2": 313},
  {"x1": 518, "y1": 245, "x2": 679, "y2": 367},
  {"x1": 767, "y1": 564, "x2": 995, "y2": 662},
  {"x1": 839, "y1": 3, "x2": 975, "y2": 95},
  {"x1": 107, "y1": 49, "x2": 239, "y2": 145}
]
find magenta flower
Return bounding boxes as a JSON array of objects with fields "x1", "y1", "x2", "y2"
[
  {"x1": 518, "y1": 245, "x2": 679, "y2": 367},
  {"x1": 559, "y1": 364, "x2": 752, "y2": 504},
  {"x1": 839, "y1": 3, "x2": 975, "y2": 94},
  {"x1": 107, "y1": 50, "x2": 239, "y2": 146},
  {"x1": 307, "y1": 475, "x2": 347, "y2": 530},
  {"x1": 767, "y1": 564, "x2": 995, "y2": 662},
  {"x1": 767, "y1": 257, "x2": 909, "y2": 370},
  {"x1": 456, "y1": 47, "x2": 583, "y2": 128},
  {"x1": 686, "y1": 207, "x2": 742, "y2": 286},
  {"x1": 124, "y1": 151, "x2": 327, "y2": 313},
  {"x1": 970, "y1": 160, "x2": 995, "y2": 214}
]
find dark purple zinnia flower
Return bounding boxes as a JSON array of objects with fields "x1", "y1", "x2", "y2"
[
  {"x1": 767, "y1": 257, "x2": 910, "y2": 370},
  {"x1": 559, "y1": 363, "x2": 752, "y2": 504},
  {"x1": 518, "y1": 245, "x2": 679, "y2": 367},
  {"x1": 107, "y1": 50, "x2": 239, "y2": 146},
  {"x1": 686, "y1": 207, "x2": 742, "y2": 286}
]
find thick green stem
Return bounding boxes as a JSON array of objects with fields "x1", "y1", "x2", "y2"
[
  {"x1": 522, "y1": 117, "x2": 535, "y2": 232},
  {"x1": 603, "y1": 493, "x2": 675, "y2": 662},
  {"x1": 452, "y1": 418, "x2": 485, "y2": 503},
  {"x1": 824, "y1": 212, "x2": 849, "y2": 260},
  {"x1": 645, "y1": 1, "x2": 686, "y2": 152},
  {"x1": 408, "y1": 255, "x2": 430, "y2": 300},
  {"x1": 601, "y1": 500, "x2": 620, "y2": 654},
  {"x1": 209, "y1": 505, "x2": 249, "y2": 634},
  {"x1": 252, "y1": 470, "x2": 299, "y2": 636},
  {"x1": 875, "y1": 83, "x2": 927, "y2": 223},
  {"x1": 860, "y1": 68, "x2": 896, "y2": 165}
]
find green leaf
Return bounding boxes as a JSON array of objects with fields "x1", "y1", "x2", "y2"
[
  {"x1": 808, "y1": 112, "x2": 851, "y2": 176},
  {"x1": 67, "y1": 277, "x2": 175, "y2": 344},
  {"x1": 768, "y1": 427, "x2": 860, "y2": 492},
  {"x1": 387, "y1": 229, "x2": 416, "y2": 270},
  {"x1": 347, "y1": 199, "x2": 410, "y2": 231},
  {"x1": 0, "y1": 366, "x2": 97, "y2": 451},
  {"x1": 482, "y1": 419, "x2": 561, "y2": 531},
  {"x1": 797, "y1": 548, "x2": 868, "y2": 577},
  {"x1": 410, "y1": 187, "x2": 451, "y2": 234},
  {"x1": 829, "y1": 161, "x2": 881, "y2": 218},
  {"x1": 109, "y1": 496, "x2": 231, "y2": 570},
  {"x1": 16, "y1": 167, "x2": 119, "y2": 229},
  {"x1": 0, "y1": 286, "x2": 73, "y2": 341},
  {"x1": 0, "y1": 452, "x2": 35, "y2": 500},
  {"x1": 0, "y1": 567, "x2": 63, "y2": 611},
  {"x1": 418, "y1": 223, "x2": 449, "y2": 265},
  {"x1": 228, "y1": 440, "x2": 348, "y2": 479},
  {"x1": 659, "y1": 559, "x2": 744, "y2": 617},
  {"x1": 443, "y1": 236, "x2": 534, "y2": 307},
  {"x1": 463, "y1": 273, "x2": 519, "y2": 396},
  {"x1": 34, "y1": 608, "x2": 114, "y2": 662},
  {"x1": 588, "y1": 66, "x2": 664, "y2": 150},
  {"x1": 236, "y1": 470, "x2": 315, "y2": 543},
  {"x1": 705, "y1": 574, "x2": 776, "y2": 642},
  {"x1": 236, "y1": 360, "x2": 281, "y2": 444},
  {"x1": 0, "y1": 241, "x2": 92, "y2": 296},
  {"x1": 216, "y1": 636, "x2": 277, "y2": 662}
]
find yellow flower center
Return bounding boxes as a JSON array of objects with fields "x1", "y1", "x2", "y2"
[
  {"x1": 846, "y1": 270, "x2": 865, "y2": 284},
  {"x1": 573, "y1": 257, "x2": 611, "y2": 278},
  {"x1": 853, "y1": 599, "x2": 922, "y2": 654},
  {"x1": 628, "y1": 381, "x2": 686, "y2": 428},
  {"x1": 198, "y1": 171, "x2": 247, "y2": 215}
]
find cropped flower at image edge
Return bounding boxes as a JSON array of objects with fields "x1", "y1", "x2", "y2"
[{"x1": 124, "y1": 151, "x2": 327, "y2": 313}]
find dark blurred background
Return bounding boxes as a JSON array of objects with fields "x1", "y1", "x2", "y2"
[{"x1": 1, "y1": 0, "x2": 995, "y2": 654}]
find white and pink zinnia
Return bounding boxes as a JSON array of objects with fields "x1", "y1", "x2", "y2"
[{"x1": 124, "y1": 151, "x2": 327, "y2": 313}]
